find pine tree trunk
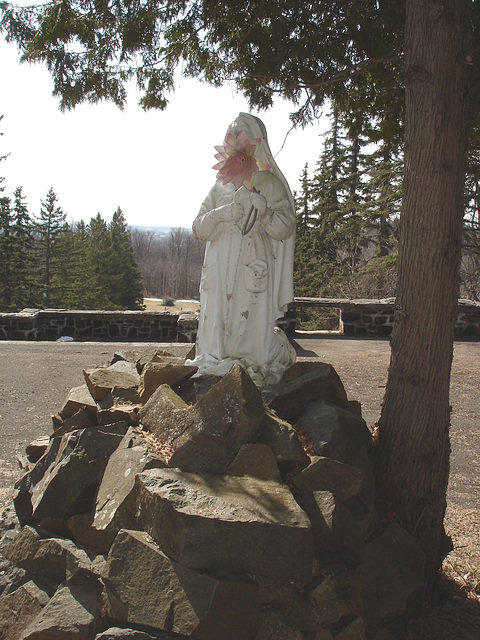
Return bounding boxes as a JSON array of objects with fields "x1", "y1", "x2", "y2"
[{"x1": 375, "y1": 0, "x2": 468, "y2": 582}]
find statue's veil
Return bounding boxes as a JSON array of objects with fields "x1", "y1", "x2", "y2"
[
  {"x1": 226, "y1": 113, "x2": 296, "y2": 314},
  {"x1": 226, "y1": 113, "x2": 296, "y2": 216}
]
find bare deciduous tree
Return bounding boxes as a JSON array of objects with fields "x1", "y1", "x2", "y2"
[{"x1": 130, "y1": 227, "x2": 204, "y2": 300}]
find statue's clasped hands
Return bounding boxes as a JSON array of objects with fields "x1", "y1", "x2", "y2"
[{"x1": 241, "y1": 188, "x2": 268, "y2": 235}]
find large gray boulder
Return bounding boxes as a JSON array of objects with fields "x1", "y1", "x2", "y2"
[
  {"x1": 89, "y1": 427, "x2": 167, "y2": 550},
  {"x1": 292, "y1": 456, "x2": 364, "y2": 502},
  {"x1": 52, "y1": 406, "x2": 97, "y2": 439},
  {"x1": 294, "y1": 490, "x2": 364, "y2": 565},
  {"x1": 102, "y1": 529, "x2": 261, "y2": 640},
  {"x1": 20, "y1": 576, "x2": 105, "y2": 640},
  {"x1": 83, "y1": 367, "x2": 139, "y2": 402},
  {"x1": 306, "y1": 571, "x2": 363, "y2": 628},
  {"x1": 13, "y1": 437, "x2": 64, "y2": 524},
  {"x1": 262, "y1": 362, "x2": 350, "y2": 423},
  {"x1": 138, "y1": 364, "x2": 265, "y2": 474},
  {"x1": 225, "y1": 443, "x2": 281, "y2": 480},
  {"x1": 255, "y1": 610, "x2": 303, "y2": 640},
  {"x1": 138, "y1": 361, "x2": 198, "y2": 402},
  {"x1": 59, "y1": 384, "x2": 97, "y2": 419},
  {"x1": 135, "y1": 468, "x2": 314, "y2": 582},
  {"x1": 0, "y1": 580, "x2": 50, "y2": 640},
  {"x1": 3, "y1": 525, "x2": 92, "y2": 581},
  {"x1": 20, "y1": 423, "x2": 127, "y2": 530},
  {"x1": 251, "y1": 407, "x2": 305, "y2": 470},
  {"x1": 357, "y1": 523, "x2": 426, "y2": 631},
  {"x1": 297, "y1": 400, "x2": 372, "y2": 464}
]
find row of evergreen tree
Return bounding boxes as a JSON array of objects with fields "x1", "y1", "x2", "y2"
[
  {"x1": 0, "y1": 186, "x2": 144, "y2": 312},
  {"x1": 293, "y1": 109, "x2": 480, "y2": 303},
  {"x1": 2, "y1": 109, "x2": 479, "y2": 315}
]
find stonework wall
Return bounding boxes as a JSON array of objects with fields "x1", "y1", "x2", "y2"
[
  {"x1": 1, "y1": 299, "x2": 479, "y2": 341},
  {"x1": 340, "y1": 305, "x2": 395, "y2": 336},
  {"x1": 293, "y1": 297, "x2": 480, "y2": 338},
  {"x1": 0, "y1": 309, "x2": 183, "y2": 342}
]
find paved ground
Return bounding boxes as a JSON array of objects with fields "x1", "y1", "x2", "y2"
[{"x1": 0, "y1": 336, "x2": 478, "y2": 512}]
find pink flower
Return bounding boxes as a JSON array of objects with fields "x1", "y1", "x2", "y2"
[{"x1": 213, "y1": 130, "x2": 271, "y2": 191}]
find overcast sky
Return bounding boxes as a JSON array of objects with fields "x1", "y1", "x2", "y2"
[{"x1": 1, "y1": 37, "x2": 329, "y2": 229}]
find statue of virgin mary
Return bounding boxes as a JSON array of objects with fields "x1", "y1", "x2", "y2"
[{"x1": 187, "y1": 113, "x2": 296, "y2": 386}]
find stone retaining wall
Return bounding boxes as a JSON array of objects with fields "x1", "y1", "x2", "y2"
[
  {"x1": 0, "y1": 309, "x2": 185, "y2": 342},
  {"x1": 1, "y1": 299, "x2": 479, "y2": 341},
  {"x1": 292, "y1": 297, "x2": 480, "y2": 337}
]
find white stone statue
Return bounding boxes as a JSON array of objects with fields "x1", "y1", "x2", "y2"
[{"x1": 187, "y1": 113, "x2": 296, "y2": 386}]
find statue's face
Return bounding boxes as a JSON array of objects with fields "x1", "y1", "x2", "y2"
[{"x1": 226, "y1": 115, "x2": 269, "y2": 166}]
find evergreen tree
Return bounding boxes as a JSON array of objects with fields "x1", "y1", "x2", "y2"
[
  {"x1": 11, "y1": 186, "x2": 36, "y2": 308},
  {"x1": 363, "y1": 141, "x2": 402, "y2": 258},
  {"x1": 107, "y1": 207, "x2": 144, "y2": 309},
  {"x1": 0, "y1": 188, "x2": 37, "y2": 311},
  {"x1": 48, "y1": 221, "x2": 80, "y2": 307},
  {"x1": 0, "y1": 195, "x2": 15, "y2": 310},
  {"x1": 87, "y1": 213, "x2": 112, "y2": 308},
  {"x1": 294, "y1": 164, "x2": 328, "y2": 297},
  {"x1": 69, "y1": 220, "x2": 111, "y2": 308},
  {"x1": 0, "y1": 114, "x2": 7, "y2": 194},
  {"x1": 33, "y1": 188, "x2": 67, "y2": 307},
  {"x1": 310, "y1": 107, "x2": 345, "y2": 266}
]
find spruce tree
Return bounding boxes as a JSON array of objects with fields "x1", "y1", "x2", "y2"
[
  {"x1": 107, "y1": 207, "x2": 144, "y2": 309},
  {"x1": 69, "y1": 220, "x2": 111, "y2": 308},
  {"x1": 33, "y1": 188, "x2": 67, "y2": 307},
  {"x1": 11, "y1": 186, "x2": 36, "y2": 309},
  {"x1": 87, "y1": 213, "x2": 112, "y2": 308},
  {"x1": 0, "y1": 196, "x2": 15, "y2": 310},
  {"x1": 0, "y1": 115, "x2": 7, "y2": 195}
]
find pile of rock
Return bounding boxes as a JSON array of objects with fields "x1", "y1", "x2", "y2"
[{"x1": 0, "y1": 348, "x2": 426, "y2": 640}]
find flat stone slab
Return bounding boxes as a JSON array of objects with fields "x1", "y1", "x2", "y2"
[{"x1": 135, "y1": 468, "x2": 314, "y2": 582}]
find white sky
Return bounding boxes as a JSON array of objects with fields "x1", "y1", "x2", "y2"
[{"x1": 1, "y1": 37, "x2": 328, "y2": 229}]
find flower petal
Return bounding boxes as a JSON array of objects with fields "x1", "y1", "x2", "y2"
[{"x1": 212, "y1": 129, "x2": 271, "y2": 191}]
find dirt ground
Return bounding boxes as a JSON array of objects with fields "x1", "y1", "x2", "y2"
[{"x1": 0, "y1": 335, "x2": 478, "y2": 638}]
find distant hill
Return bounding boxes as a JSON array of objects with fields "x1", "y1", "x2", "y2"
[{"x1": 129, "y1": 225, "x2": 172, "y2": 236}]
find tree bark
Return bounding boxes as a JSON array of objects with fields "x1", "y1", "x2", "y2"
[{"x1": 375, "y1": 0, "x2": 468, "y2": 582}]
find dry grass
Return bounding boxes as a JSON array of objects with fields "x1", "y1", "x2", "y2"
[
  {"x1": 405, "y1": 507, "x2": 480, "y2": 640},
  {"x1": 143, "y1": 298, "x2": 200, "y2": 313}
]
